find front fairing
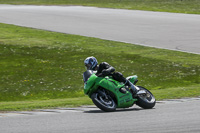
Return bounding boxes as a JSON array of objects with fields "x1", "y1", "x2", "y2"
[{"x1": 84, "y1": 73, "x2": 98, "y2": 95}]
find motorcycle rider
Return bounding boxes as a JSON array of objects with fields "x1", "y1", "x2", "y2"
[{"x1": 84, "y1": 56, "x2": 138, "y2": 95}]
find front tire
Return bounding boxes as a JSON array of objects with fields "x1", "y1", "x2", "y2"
[
  {"x1": 91, "y1": 90, "x2": 116, "y2": 112},
  {"x1": 136, "y1": 86, "x2": 156, "y2": 109}
]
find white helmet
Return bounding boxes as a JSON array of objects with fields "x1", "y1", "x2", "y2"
[{"x1": 84, "y1": 56, "x2": 98, "y2": 70}]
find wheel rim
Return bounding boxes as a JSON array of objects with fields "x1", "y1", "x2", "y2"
[
  {"x1": 138, "y1": 89, "x2": 155, "y2": 103},
  {"x1": 95, "y1": 93, "x2": 115, "y2": 108}
]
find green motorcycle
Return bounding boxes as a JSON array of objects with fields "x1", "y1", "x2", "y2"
[{"x1": 83, "y1": 70, "x2": 156, "y2": 112}]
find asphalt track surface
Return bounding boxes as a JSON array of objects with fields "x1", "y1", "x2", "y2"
[
  {"x1": 0, "y1": 5, "x2": 200, "y2": 54},
  {"x1": 1, "y1": 98, "x2": 200, "y2": 133},
  {"x1": 0, "y1": 5, "x2": 200, "y2": 133}
]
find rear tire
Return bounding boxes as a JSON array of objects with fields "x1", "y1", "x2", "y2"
[
  {"x1": 91, "y1": 90, "x2": 116, "y2": 112},
  {"x1": 136, "y1": 86, "x2": 156, "y2": 109}
]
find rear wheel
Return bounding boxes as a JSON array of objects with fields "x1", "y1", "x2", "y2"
[
  {"x1": 91, "y1": 89, "x2": 116, "y2": 112},
  {"x1": 136, "y1": 86, "x2": 156, "y2": 109}
]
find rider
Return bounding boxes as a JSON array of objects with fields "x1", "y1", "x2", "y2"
[{"x1": 84, "y1": 56, "x2": 138, "y2": 95}]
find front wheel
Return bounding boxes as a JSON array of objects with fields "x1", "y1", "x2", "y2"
[
  {"x1": 136, "y1": 86, "x2": 156, "y2": 109},
  {"x1": 91, "y1": 89, "x2": 116, "y2": 112}
]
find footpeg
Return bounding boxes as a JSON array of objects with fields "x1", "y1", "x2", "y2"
[{"x1": 119, "y1": 87, "x2": 127, "y2": 94}]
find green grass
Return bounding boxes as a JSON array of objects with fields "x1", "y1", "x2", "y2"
[
  {"x1": 1, "y1": 84, "x2": 200, "y2": 111},
  {"x1": 0, "y1": 0, "x2": 200, "y2": 14},
  {"x1": 0, "y1": 23, "x2": 200, "y2": 111},
  {"x1": 0, "y1": 97, "x2": 93, "y2": 111}
]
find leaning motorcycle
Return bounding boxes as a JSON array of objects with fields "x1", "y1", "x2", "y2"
[{"x1": 83, "y1": 70, "x2": 156, "y2": 112}]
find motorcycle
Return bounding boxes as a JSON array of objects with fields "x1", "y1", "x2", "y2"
[{"x1": 83, "y1": 70, "x2": 156, "y2": 112}]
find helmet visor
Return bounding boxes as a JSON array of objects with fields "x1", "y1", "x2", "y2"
[{"x1": 85, "y1": 64, "x2": 91, "y2": 70}]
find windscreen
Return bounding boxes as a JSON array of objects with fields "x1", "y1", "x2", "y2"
[{"x1": 83, "y1": 70, "x2": 94, "y2": 83}]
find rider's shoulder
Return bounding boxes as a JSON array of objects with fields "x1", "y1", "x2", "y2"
[
  {"x1": 100, "y1": 62, "x2": 110, "y2": 65},
  {"x1": 99, "y1": 62, "x2": 110, "y2": 67}
]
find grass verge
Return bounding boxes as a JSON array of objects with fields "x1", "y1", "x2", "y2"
[
  {"x1": 0, "y1": 97, "x2": 93, "y2": 111},
  {"x1": 1, "y1": 84, "x2": 200, "y2": 111},
  {"x1": 0, "y1": 23, "x2": 200, "y2": 111},
  {"x1": 0, "y1": 0, "x2": 200, "y2": 14}
]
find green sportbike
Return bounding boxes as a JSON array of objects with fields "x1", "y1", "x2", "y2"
[{"x1": 83, "y1": 70, "x2": 156, "y2": 112}]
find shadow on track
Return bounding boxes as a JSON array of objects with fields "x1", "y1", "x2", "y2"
[{"x1": 83, "y1": 107, "x2": 144, "y2": 113}]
